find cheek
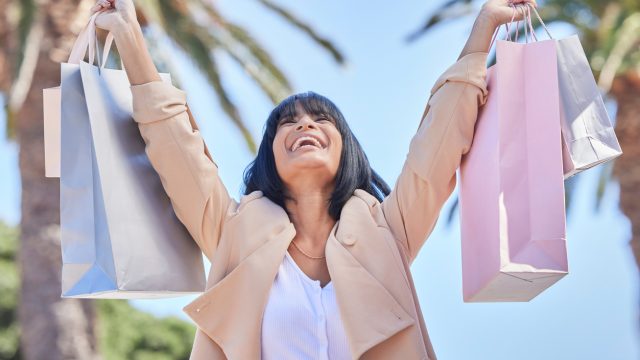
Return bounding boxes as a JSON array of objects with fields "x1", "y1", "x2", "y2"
[{"x1": 272, "y1": 132, "x2": 289, "y2": 170}]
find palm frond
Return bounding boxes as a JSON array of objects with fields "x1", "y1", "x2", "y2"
[
  {"x1": 7, "y1": 6, "x2": 43, "y2": 114},
  {"x1": 0, "y1": 2, "x2": 18, "y2": 88},
  {"x1": 135, "y1": 0, "x2": 166, "y2": 28},
  {"x1": 193, "y1": 1, "x2": 292, "y2": 103},
  {"x1": 405, "y1": 0, "x2": 474, "y2": 43},
  {"x1": 2, "y1": 0, "x2": 36, "y2": 140},
  {"x1": 4, "y1": 101, "x2": 16, "y2": 140},
  {"x1": 596, "y1": 3, "x2": 623, "y2": 46},
  {"x1": 5, "y1": 0, "x2": 45, "y2": 139},
  {"x1": 255, "y1": 0, "x2": 345, "y2": 65},
  {"x1": 597, "y1": 12, "x2": 640, "y2": 92},
  {"x1": 14, "y1": 0, "x2": 36, "y2": 78},
  {"x1": 594, "y1": 160, "x2": 615, "y2": 212},
  {"x1": 156, "y1": 0, "x2": 257, "y2": 154}
]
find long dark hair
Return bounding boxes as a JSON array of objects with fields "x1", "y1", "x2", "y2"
[{"x1": 242, "y1": 91, "x2": 391, "y2": 220}]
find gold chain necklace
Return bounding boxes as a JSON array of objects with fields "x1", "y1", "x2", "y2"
[{"x1": 290, "y1": 240, "x2": 326, "y2": 259}]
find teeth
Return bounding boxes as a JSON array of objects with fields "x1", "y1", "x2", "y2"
[{"x1": 291, "y1": 136, "x2": 323, "y2": 152}]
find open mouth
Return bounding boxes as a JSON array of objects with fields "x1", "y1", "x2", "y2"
[{"x1": 290, "y1": 136, "x2": 326, "y2": 152}]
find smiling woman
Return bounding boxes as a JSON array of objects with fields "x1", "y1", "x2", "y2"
[
  {"x1": 242, "y1": 91, "x2": 391, "y2": 222},
  {"x1": 92, "y1": 0, "x2": 535, "y2": 358}
]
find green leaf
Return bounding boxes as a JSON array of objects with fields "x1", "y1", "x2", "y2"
[
  {"x1": 405, "y1": 0, "x2": 474, "y2": 43},
  {"x1": 194, "y1": 2, "x2": 292, "y2": 103},
  {"x1": 255, "y1": 0, "x2": 346, "y2": 65},
  {"x1": 155, "y1": 0, "x2": 257, "y2": 154}
]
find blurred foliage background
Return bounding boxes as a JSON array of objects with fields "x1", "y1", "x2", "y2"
[
  {"x1": 0, "y1": 221, "x2": 196, "y2": 360},
  {"x1": 0, "y1": 0, "x2": 638, "y2": 359}
]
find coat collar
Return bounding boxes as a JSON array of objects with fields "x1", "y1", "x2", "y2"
[{"x1": 182, "y1": 189, "x2": 415, "y2": 359}]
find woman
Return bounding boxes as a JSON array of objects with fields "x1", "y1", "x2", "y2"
[{"x1": 91, "y1": 0, "x2": 536, "y2": 359}]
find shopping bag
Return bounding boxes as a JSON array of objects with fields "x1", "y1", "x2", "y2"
[
  {"x1": 524, "y1": 6, "x2": 622, "y2": 179},
  {"x1": 59, "y1": 13, "x2": 206, "y2": 298},
  {"x1": 458, "y1": 12, "x2": 568, "y2": 302},
  {"x1": 555, "y1": 35, "x2": 623, "y2": 178},
  {"x1": 43, "y1": 16, "x2": 128, "y2": 179},
  {"x1": 43, "y1": 12, "x2": 101, "y2": 179},
  {"x1": 43, "y1": 87, "x2": 61, "y2": 177}
]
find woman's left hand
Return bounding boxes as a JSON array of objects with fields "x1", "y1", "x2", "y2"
[{"x1": 479, "y1": 0, "x2": 538, "y2": 28}]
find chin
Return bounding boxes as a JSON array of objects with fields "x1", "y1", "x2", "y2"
[
  {"x1": 279, "y1": 161, "x2": 337, "y2": 181},
  {"x1": 288, "y1": 159, "x2": 331, "y2": 171}
]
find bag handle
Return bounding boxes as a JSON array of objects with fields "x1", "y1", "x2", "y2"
[
  {"x1": 68, "y1": 12, "x2": 100, "y2": 65},
  {"x1": 517, "y1": 3, "x2": 554, "y2": 43},
  {"x1": 527, "y1": 3, "x2": 554, "y2": 40},
  {"x1": 68, "y1": 10, "x2": 123, "y2": 70},
  {"x1": 488, "y1": 2, "x2": 554, "y2": 51},
  {"x1": 488, "y1": 4, "x2": 521, "y2": 50}
]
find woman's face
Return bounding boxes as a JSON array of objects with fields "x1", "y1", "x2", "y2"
[{"x1": 273, "y1": 101, "x2": 343, "y2": 191}]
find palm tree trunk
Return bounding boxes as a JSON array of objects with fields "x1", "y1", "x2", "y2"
[
  {"x1": 611, "y1": 72, "x2": 640, "y2": 273},
  {"x1": 16, "y1": 1, "x2": 100, "y2": 359}
]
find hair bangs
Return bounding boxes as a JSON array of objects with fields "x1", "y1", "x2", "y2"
[{"x1": 274, "y1": 92, "x2": 341, "y2": 127}]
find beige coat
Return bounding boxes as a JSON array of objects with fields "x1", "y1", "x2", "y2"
[{"x1": 130, "y1": 51, "x2": 489, "y2": 360}]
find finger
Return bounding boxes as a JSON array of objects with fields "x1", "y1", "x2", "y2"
[
  {"x1": 94, "y1": 0, "x2": 108, "y2": 9},
  {"x1": 94, "y1": 1, "x2": 106, "y2": 8},
  {"x1": 90, "y1": 4, "x2": 104, "y2": 14},
  {"x1": 510, "y1": 4, "x2": 525, "y2": 21},
  {"x1": 509, "y1": 0, "x2": 535, "y2": 5},
  {"x1": 523, "y1": 0, "x2": 537, "y2": 6}
]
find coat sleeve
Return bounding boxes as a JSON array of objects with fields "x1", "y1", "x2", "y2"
[
  {"x1": 130, "y1": 81, "x2": 236, "y2": 263},
  {"x1": 380, "y1": 51, "x2": 489, "y2": 265}
]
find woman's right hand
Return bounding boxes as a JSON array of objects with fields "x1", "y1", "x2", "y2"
[{"x1": 90, "y1": 0, "x2": 138, "y2": 33}]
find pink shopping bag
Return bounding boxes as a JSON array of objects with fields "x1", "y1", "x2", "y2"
[{"x1": 458, "y1": 33, "x2": 568, "y2": 302}]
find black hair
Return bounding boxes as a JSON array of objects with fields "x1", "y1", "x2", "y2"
[{"x1": 242, "y1": 91, "x2": 391, "y2": 220}]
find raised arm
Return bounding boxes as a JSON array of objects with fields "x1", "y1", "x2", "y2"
[
  {"x1": 380, "y1": 51, "x2": 488, "y2": 265},
  {"x1": 380, "y1": 0, "x2": 535, "y2": 264},
  {"x1": 93, "y1": 0, "x2": 235, "y2": 262}
]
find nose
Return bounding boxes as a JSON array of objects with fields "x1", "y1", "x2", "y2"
[{"x1": 295, "y1": 117, "x2": 317, "y2": 132}]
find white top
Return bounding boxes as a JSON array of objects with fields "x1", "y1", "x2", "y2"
[{"x1": 261, "y1": 250, "x2": 351, "y2": 360}]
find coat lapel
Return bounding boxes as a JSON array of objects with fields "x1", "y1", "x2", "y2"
[
  {"x1": 182, "y1": 191, "x2": 415, "y2": 360},
  {"x1": 327, "y1": 192, "x2": 416, "y2": 359},
  {"x1": 182, "y1": 221, "x2": 296, "y2": 360}
]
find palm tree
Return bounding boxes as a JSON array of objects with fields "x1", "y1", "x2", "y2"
[
  {"x1": 0, "y1": 0, "x2": 344, "y2": 358},
  {"x1": 407, "y1": 0, "x2": 640, "y2": 271}
]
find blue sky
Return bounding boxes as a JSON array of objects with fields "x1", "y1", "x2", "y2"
[{"x1": 1, "y1": 0, "x2": 638, "y2": 359}]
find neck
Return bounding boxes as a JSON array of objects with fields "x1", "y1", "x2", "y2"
[{"x1": 284, "y1": 186, "x2": 336, "y2": 248}]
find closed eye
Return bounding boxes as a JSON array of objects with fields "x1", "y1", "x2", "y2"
[
  {"x1": 278, "y1": 115, "x2": 333, "y2": 127},
  {"x1": 278, "y1": 118, "x2": 295, "y2": 126},
  {"x1": 316, "y1": 116, "x2": 335, "y2": 124}
]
